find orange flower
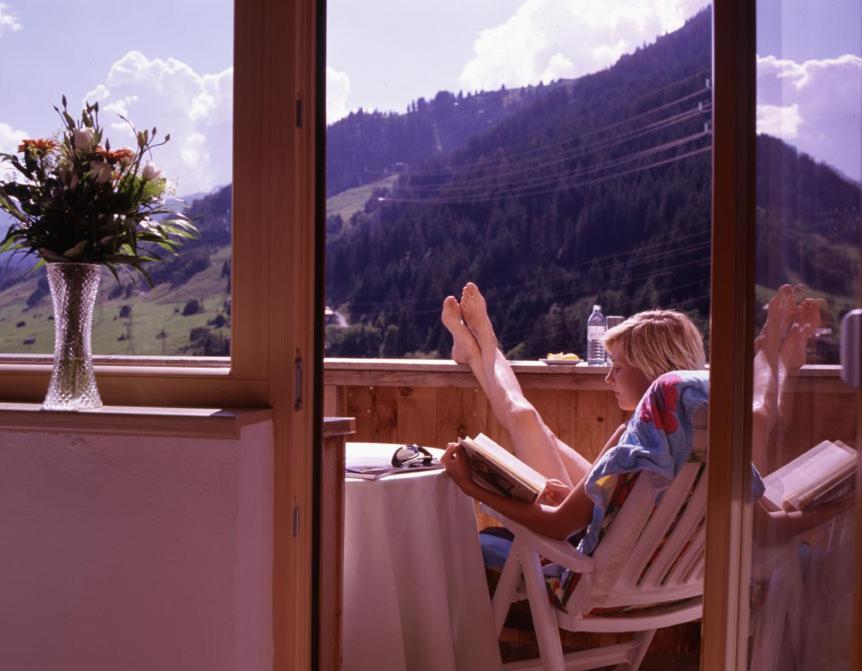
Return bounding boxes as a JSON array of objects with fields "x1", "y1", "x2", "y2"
[
  {"x1": 106, "y1": 148, "x2": 135, "y2": 165},
  {"x1": 18, "y1": 138, "x2": 57, "y2": 155}
]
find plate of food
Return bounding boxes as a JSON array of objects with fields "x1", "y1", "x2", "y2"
[{"x1": 540, "y1": 352, "x2": 584, "y2": 365}]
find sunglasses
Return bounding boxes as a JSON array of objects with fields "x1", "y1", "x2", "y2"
[{"x1": 391, "y1": 443, "x2": 434, "y2": 468}]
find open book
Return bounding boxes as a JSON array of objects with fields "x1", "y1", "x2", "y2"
[
  {"x1": 761, "y1": 439, "x2": 857, "y2": 512},
  {"x1": 459, "y1": 433, "x2": 548, "y2": 502}
]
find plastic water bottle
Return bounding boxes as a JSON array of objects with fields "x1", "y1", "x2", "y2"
[{"x1": 586, "y1": 305, "x2": 607, "y2": 366}]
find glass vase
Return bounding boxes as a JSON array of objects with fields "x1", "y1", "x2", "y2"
[{"x1": 43, "y1": 262, "x2": 103, "y2": 410}]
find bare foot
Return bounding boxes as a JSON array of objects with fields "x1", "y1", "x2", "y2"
[
  {"x1": 780, "y1": 298, "x2": 822, "y2": 373},
  {"x1": 755, "y1": 284, "x2": 795, "y2": 359},
  {"x1": 441, "y1": 295, "x2": 479, "y2": 365},
  {"x1": 460, "y1": 282, "x2": 497, "y2": 352}
]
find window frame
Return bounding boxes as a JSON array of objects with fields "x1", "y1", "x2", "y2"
[
  {"x1": 0, "y1": 0, "x2": 275, "y2": 409},
  {"x1": 0, "y1": 2, "x2": 322, "y2": 669}
]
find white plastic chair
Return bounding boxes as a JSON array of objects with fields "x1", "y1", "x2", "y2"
[{"x1": 483, "y1": 407, "x2": 708, "y2": 671}]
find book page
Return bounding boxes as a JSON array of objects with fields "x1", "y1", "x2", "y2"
[
  {"x1": 459, "y1": 434, "x2": 547, "y2": 501},
  {"x1": 761, "y1": 440, "x2": 857, "y2": 512},
  {"x1": 471, "y1": 433, "x2": 548, "y2": 492}
]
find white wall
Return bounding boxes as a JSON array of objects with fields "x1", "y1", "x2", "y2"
[{"x1": 0, "y1": 421, "x2": 274, "y2": 671}]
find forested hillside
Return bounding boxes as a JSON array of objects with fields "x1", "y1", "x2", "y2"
[
  {"x1": 326, "y1": 86, "x2": 552, "y2": 196},
  {"x1": 324, "y1": 8, "x2": 859, "y2": 361}
]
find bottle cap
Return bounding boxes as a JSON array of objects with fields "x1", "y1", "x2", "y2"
[{"x1": 593, "y1": 304, "x2": 601, "y2": 310}]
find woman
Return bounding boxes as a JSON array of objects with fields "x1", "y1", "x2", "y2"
[{"x1": 440, "y1": 282, "x2": 707, "y2": 543}]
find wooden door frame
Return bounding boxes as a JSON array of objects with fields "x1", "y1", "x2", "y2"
[{"x1": 701, "y1": 0, "x2": 758, "y2": 668}]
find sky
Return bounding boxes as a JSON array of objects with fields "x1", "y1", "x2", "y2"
[{"x1": 0, "y1": 0, "x2": 859, "y2": 193}]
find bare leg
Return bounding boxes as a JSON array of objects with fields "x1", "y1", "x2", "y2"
[
  {"x1": 775, "y1": 297, "x2": 822, "y2": 424},
  {"x1": 460, "y1": 283, "x2": 590, "y2": 486},
  {"x1": 751, "y1": 288, "x2": 821, "y2": 473},
  {"x1": 751, "y1": 285, "x2": 794, "y2": 473}
]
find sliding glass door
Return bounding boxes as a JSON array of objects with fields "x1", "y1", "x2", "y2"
[{"x1": 705, "y1": 1, "x2": 860, "y2": 668}]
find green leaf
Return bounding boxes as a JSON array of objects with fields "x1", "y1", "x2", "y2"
[{"x1": 0, "y1": 190, "x2": 27, "y2": 222}]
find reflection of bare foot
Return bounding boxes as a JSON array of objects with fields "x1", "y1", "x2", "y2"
[
  {"x1": 780, "y1": 298, "x2": 822, "y2": 373},
  {"x1": 441, "y1": 296, "x2": 479, "y2": 365},
  {"x1": 755, "y1": 284, "x2": 795, "y2": 359},
  {"x1": 460, "y1": 282, "x2": 497, "y2": 353}
]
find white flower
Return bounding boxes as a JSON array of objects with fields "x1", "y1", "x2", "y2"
[
  {"x1": 90, "y1": 160, "x2": 112, "y2": 183},
  {"x1": 73, "y1": 128, "x2": 95, "y2": 151},
  {"x1": 142, "y1": 163, "x2": 162, "y2": 180}
]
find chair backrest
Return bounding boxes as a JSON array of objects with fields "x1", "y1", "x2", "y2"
[{"x1": 566, "y1": 405, "x2": 709, "y2": 613}]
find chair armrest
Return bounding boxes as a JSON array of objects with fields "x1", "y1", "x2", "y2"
[{"x1": 480, "y1": 503, "x2": 595, "y2": 573}]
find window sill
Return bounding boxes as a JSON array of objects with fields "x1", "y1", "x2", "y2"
[
  {"x1": 0, "y1": 354, "x2": 231, "y2": 377},
  {"x1": 0, "y1": 403, "x2": 272, "y2": 440}
]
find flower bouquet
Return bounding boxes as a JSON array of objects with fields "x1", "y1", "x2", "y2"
[{"x1": 0, "y1": 96, "x2": 198, "y2": 409}]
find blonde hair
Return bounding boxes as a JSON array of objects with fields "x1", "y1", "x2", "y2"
[{"x1": 602, "y1": 310, "x2": 705, "y2": 380}]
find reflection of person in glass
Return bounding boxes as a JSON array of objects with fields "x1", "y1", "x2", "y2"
[
  {"x1": 749, "y1": 285, "x2": 854, "y2": 670},
  {"x1": 751, "y1": 284, "x2": 853, "y2": 538}
]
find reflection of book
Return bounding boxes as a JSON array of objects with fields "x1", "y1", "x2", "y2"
[
  {"x1": 761, "y1": 440, "x2": 857, "y2": 512},
  {"x1": 459, "y1": 433, "x2": 547, "y2": 502}
]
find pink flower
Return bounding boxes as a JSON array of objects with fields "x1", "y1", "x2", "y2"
[
  {"x1": 142, "y1": 163, "x2": 161, "y2": 180},
  {"x1": 73, "y1": 128, "x2": 95, "y2": 151},
  {"x1": 90, "y1": 160, "x2": 113, "y2": 184}
]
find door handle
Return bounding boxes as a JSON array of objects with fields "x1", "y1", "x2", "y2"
[{"x1": 840, "y1": 309, "x2": 862, "y2": 389}]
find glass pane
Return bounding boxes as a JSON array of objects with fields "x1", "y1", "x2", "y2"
[
  {"x1": 747, "y1": 1, "x2": 860, "y2": 667},
  {"x1": 325, "y1": 3, "x2": 714, "y2": 360},
  {"x1": 0, "y1": 0, "x2": 233, "y2": 356}
]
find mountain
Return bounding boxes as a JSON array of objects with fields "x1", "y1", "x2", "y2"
[
  {"x1": 324, "y1": 8, "x2": 858, "y2": 362},
  {"x1": 326, "y1": 85, "x2": 557, "y2": 197}
]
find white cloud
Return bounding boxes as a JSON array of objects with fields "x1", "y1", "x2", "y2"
[
  {"x1": 757, "y1": 54, "x2": 862, "y2": 180},
  {"x1": 85, "y1": 51, "x2": 233, "y2": 194},
  {"x1": 0, "y1": 120, "x2": 27, "y2": 154},
  {"x1": 756, "y1": 103, "x2": 802, "y2": 138},
  {"x1": 459, "y1": 0, "x2": 710, "y2": 91},
  {"x1": 0, "y1": 3, "x2": 21, "y2": 36},
  {"x1": 327, "y1": 66, "x2": 351, "y2": 123},
  {"x1": 541, "y1": 53, "x2": 577, "y2": 83}
]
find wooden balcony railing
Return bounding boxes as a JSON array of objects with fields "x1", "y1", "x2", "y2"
[{"x1": 324, "y1": 359, "x2": 855, "y2": 472}]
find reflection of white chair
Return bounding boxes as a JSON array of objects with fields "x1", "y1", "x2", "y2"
[{"x1": 483, "y1": 408, "x2": 708, "y2": 671}]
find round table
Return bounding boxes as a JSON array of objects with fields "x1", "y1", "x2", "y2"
[{"x1": 343, "y1": 442, "x2": 501, "y2": 671}]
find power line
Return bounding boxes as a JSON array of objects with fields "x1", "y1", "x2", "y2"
[
  {"x1": 400, "y1": 105, "x2": 711, "y2": 193},
  {"x1": 383, "y1": 142, "x2": 711, "y2": 205},
  {"x1": 389, "y1": 86, "x2": 712, "y2": 180}
]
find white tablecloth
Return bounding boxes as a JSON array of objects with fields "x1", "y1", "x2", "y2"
[{"x1": 343, "y1": 442, "x2": 501, "y2": 671}]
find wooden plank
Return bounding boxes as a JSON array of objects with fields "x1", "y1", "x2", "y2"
[
  {"x1": 434, "y1": 386, "x2": 484, "y2": 445},
  {"x1": 811, "y1": 392, "x2": 856, "y2": 446},
  {"x1": 323, "y1": 385, "x2": 337, "y2": 416},
  {"x1": 319, "y1": 427, "x2": 353, "y2": 671},
  {"x1": 572, "y1": 391, "x2": 614, "y2": 463},
  {"x1": 345, "y1": 386, "x2": 375, "y2": 442},
  {"x1": 369, "y1": 386, "x2": 398, "y2": 444},
  {"x1": 395, "y1": 385, "x2": 438, "y2": 446}
]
